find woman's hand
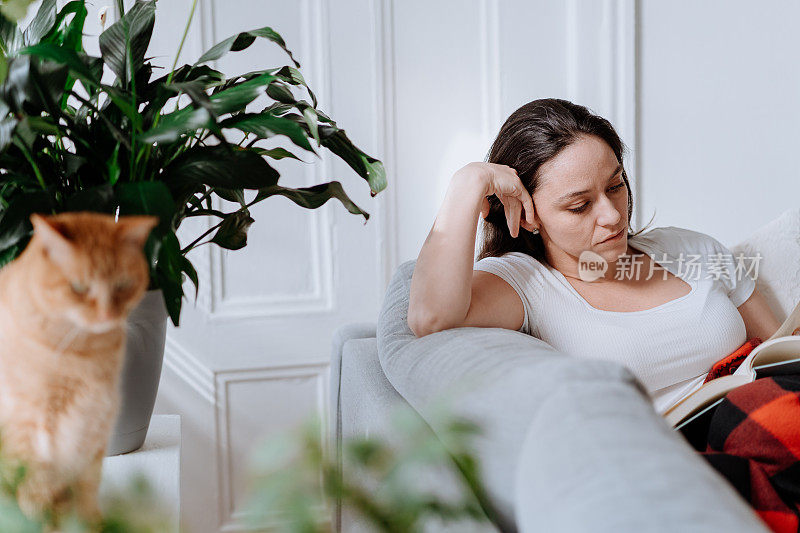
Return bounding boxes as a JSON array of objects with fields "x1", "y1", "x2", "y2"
[{"x1": 454, "y1": 162, "x2": 538, "y2": 238}]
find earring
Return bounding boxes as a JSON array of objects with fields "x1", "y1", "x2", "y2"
[{"x1": 531, "y1": 228, "x2": 539, "y2": 235}]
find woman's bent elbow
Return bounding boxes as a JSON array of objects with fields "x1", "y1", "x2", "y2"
[
  {"x1": 409, "y1": 314, "x2": 461, "y2": 338},
  {"x1": 408, "y1": 315, "x2": 431, "y2": 338},
  {"x1": 408, "y1": 311, "x2": 444, "y2": 338}
]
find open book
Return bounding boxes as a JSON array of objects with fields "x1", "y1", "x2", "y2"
[{"x1": 663, "y1": 298, "x2": 800, "y2": 428}]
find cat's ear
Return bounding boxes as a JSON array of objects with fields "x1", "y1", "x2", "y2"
[
  {"x1": 116, "y1": 216, "x2": 159, "y2": 248},
  {"x1": 30, "y1": 213, "x2": 76, "y2": 265}
]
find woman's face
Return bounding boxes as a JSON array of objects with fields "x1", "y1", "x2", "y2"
[{"x1": 531, "y1": 134, "x2": 630, "y2": 278}]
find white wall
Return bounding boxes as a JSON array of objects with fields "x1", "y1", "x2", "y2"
[
  {"x1": 20, "y1": 0, "x2": 792, "y2": 531},
  {"x1": 638, "y1": 0, "x2": 800, "y2": 245}
]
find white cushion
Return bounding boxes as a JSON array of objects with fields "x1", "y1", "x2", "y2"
[{"x1": 730, "y1": 207, "x2": 800, "y2": 322}]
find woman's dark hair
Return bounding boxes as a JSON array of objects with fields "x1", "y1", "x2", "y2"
[{"x1": 476, "y1": 98, "x2": 654, "y2": 263}]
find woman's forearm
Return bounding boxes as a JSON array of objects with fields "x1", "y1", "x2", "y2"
[{"x1": 408, "y1": 171, "x2": 486, "y2": 335}]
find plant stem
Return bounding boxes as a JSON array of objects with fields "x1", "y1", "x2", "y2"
[
  {"x1": 167, "y1": 0, "x2": 198, "y2": 87},
  {"x1": 190, "y1": 187, "x2": 214, "y2": 209},
  {"x1": 139, "y1": 0, "x2": 199, "y2": 182},
  {"x1": 163, "y1": 0, "x2": 199, "y2": 117},
  {"x1": 181, "y1": 220, "x2": 223, "y2": 254},
  {"x1": 16, "y1": 141, "x2": 46, "y2": 190},
  {"x1": 181, "y1": 199, "x2": 256, "y2": 253}
]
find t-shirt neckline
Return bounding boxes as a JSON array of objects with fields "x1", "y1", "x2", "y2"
[{"x1": 542, "y1": 235, "x2": 698, "y2": 315}]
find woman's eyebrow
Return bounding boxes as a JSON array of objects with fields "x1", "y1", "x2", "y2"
[{"x1": 555, "y1": 163, "x2": 623, "y2": 203}]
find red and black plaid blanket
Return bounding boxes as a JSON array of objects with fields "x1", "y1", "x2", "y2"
[
  {"x1": 699, "y1": 373, "x2": 800, "y2": 533},
  {"x1": 702, "y1": 337, "x2": 764, "y2": 384}
]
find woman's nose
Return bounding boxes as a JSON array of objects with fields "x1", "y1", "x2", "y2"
[{"x1": 596, "y1": 194, "x2": 622, "y2": 225}]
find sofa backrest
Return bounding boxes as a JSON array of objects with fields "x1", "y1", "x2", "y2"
[{"x1": 375, "y1": 257, "x2": 646, "y2": 529}]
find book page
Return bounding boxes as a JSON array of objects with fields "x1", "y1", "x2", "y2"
[{"x1": 768, "y1": 298, "x2": 800, "y2": 341}]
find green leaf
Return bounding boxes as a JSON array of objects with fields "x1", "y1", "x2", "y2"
[
  {"x1": 139, "y1": 72, "x2": 279, "y2": 143},
  {"x1": 166, "y1": 80, "x2": 215, "y2": 116},
  {"x1": 179, "y1": 254, "x2": 198, "y2": 299},
  {"x1": 102, "y1": 84, "x2": 142, "y2": 129},
  {"x1": 0, "y1": 190, "x2": 55, "y2": 250},
  {"x1": 17, "y1": 43, "x2": 101, "y2": 90},
  {"x1": 115, "y1": 181, "x2": 176, "y2": 231},
  {"x1": 0, "y1": 54, "x2": 67, "y2": 116},
  {"x1": 271, "y1": 65, "x2": 317, "y2": 108},
  {"x1": 210, "y1": 209, "x2": 254, "y2": 250},
  {"x1": 255, "y1": 181, "x2": 369, "y2": 222},
  {"x1": 64, "y1": 184, "x2": 115, "y2": 212},
  {"x1": 150, "y1": 63, "x2": 225, "y2": 88},
  {"x1": 162, "y1": 145, "x2": 279, "y2": 201},
  {"x1": 27, "y1": 57, "x2": 68, "y2": 114},
  {"x1": 275, "y1": 115, "x2": 386, "y2": 196},
  {"x1": 195, "y1": 26, "x2": 300, "y2": 69},
  {"x1": 106, "y1": 142, "x2": 121, "y2": 185},
  {"x1": 50, "y1": 1, "x2": 87, "y2": 113},
  {"x1": 66, "y1": 88, "x2": 132, "y2": 150},
  {"x1": 0, "y1": 114, "x2": 18, "y2": 152},
  {"x1": 0, "y1": 243, "x2": 19, "y2": 268},
  {"x1": 220, "y1": 112, "x2": 316, "y2": 154},
  {"x1": 302, "y1": 106, "x2": 319, "y2": 147},
  {"x1": 164, "y1": 79, "x2": 226, "y2": 141},
  {"x1": 22, "y1": 115, "x2": 58, "y2": 136},
  {"x1": 0, "y1": 14, "x2": 23, "y2": 54},
  {"x1": 0, "y1": 50, "x2": 8, "y2": 85},
  {"x1": 316, "y1": 124, "x2": 386, "y2": 197},
  {"x1": 214, "y1": 188, "x2": 245, "y2": 205},
  {"x1": 140, "y1": 64, "x2": 224, "y2": 125},
  {"x1": 154, "y1": 231, "x2": 184, "y2": 326},
  {"x1": 41, "y1": 1, "x2": 88, "y2": 51},
  {"x1": 252, "y1": 146, "x2": 303, "y2": 162},
  {"x1": 98, "y1": 0, "x2": 156, "y2": 86},
  {"x1": 139, "y1": 106, "x2": 212, "y2": 144},
  {"x1": 21, "y1": 0, "x2": 55, "y2": 46},
  {"x1": 264, "y1": 82, "x2": 294, "y2": 104}
]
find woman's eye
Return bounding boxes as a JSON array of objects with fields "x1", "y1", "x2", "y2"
[
  {"x1": 70, "y1": 281, "x2": 89, "y2": 295},
  {"x1": 567, "y1": 183, "x2": 626, "y2": 214}
]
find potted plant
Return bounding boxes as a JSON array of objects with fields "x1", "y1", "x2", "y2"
[
  {"x1": 239, "y1": 399, "x2": 499, "y2": 532},
  {"x1": 0, "y1": 0, "x2": 386, "y2": 454}
]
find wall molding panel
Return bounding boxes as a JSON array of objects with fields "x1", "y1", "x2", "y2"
[
  {"x1": 374, "y1": 0, "x2": 399, "y2": 294},
  {"x1": 215, "y1": 364, "x2": 330, "y2": 531}
]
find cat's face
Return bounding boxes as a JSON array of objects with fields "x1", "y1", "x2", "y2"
[{"x1": 27, "y1": 212, "x2": 159, "y2": 333}]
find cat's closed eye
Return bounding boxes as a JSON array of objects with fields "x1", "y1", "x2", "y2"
[
  {"x1": 70, "y1": 281, "x2": 89, "y2": 296},
  {"x1": 114, "y1": 279, "x2": 134, "y2": 293}
]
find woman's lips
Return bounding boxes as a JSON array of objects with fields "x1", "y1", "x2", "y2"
[{"x1": 600, "y1": 228, "x2": 625, "y2": 244}]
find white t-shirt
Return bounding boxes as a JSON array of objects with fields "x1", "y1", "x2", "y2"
[{"x1": 473, "y1": 226, "x2": 756, "y2": 415}]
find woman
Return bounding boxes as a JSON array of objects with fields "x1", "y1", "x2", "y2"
[
  {"x1": 408, "y1": 98, "x2": 798, "y2": 531},
  {"x1": 408, "y1": 97, "x2": 780, "y2": 413}
]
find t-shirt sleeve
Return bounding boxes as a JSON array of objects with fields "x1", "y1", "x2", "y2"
[
  {"x1": 472, "y1": 252, "x2": 542, "y2": 335},
  {"x1": 661, "y1": 226, "x2": 756, "y2": 307}
]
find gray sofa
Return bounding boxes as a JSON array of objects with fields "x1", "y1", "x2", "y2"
[{"x1": 330, "y1": 209, "x2": 800, "y2": 532}]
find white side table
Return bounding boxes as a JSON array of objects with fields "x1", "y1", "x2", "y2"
[{"x1": 100, "y1": 414, "x2": 181, "y2": 531}]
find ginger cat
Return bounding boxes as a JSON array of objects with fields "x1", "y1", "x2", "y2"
[{"x1": 0, "y1": 211, "x2": 158, "y2": 527}]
